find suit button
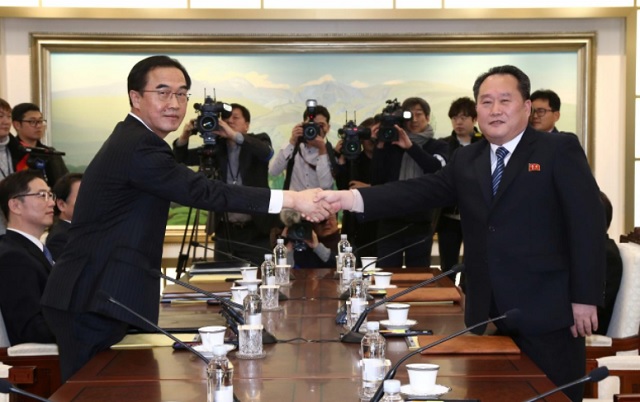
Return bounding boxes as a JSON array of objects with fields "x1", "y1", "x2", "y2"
[{"x1": 488, "y1": 226, "x2": 496, "y2": 232}]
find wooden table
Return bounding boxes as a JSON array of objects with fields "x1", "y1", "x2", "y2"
[{"x1": 49, "y1": 268, "x2": 569, "y2": 401}]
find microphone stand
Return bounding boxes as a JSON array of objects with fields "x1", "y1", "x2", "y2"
[
  {"x1": 522, "y1": 366, "x2": 610, "y2": 402},
  {"x1": 0, "y1": 379, "x2": 51, "y2": 402},
  {"x1": 340, "y1": 263, "x2": 464, "y2": 343},
  {"x1": 353, "y1": 223, "x2": 413, "y2": 257},
  {"x1": 369, "y1": 309, "x2": 520, "y2": 402}
]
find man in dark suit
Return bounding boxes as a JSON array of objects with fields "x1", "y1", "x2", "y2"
[
  {"x1": 317, "y1": 65, "x2": 605, "y2": 402},
  {"x1": 40, "y1": 55, "x2": 330, "y2": 382},
  {"x1": 0, "y1": 170, "x2": 56, "y2": 345},
  {"x1": 173, "y1": 103, "x2": 275, "y2": 264},
  {"x1": 46, "y1": 172, "x2": 82, "y2": 260}
]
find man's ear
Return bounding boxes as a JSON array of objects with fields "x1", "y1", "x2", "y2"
[
  {"x1": 129, "y1": 90, "x2": 142, "y2": 110},
  {"x1": 7, "y1": 197, "x2": 22, "y2": 216}
]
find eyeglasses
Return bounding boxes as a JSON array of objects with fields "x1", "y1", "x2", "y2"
[
  {"x1": 20, "y1": 119, "x2": 47, "y2": 127},
  {"x1": 532, "y1": 108, "x2": 555, "y2": 117},
  {"x1": 141, "y1": 89, "x2": 190, "y2": 104},
  {"x1": 12, "y1": 190, "x2": 56, "y2": 202}
]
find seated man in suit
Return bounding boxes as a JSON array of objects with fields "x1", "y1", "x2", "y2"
[
  {"x1": 0, "y1": 170, "x2": 56, "y2": 344},
  {"x1": 46, "y1": 172, "x2": 82, "y2": 261}
]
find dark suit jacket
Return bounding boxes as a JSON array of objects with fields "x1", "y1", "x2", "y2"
[
  {"x1": 41, "y1": 114, "x2": 271, "y2": 329},
  {"x1": 45, "y1": 219, "x2": 71, "y2": 261},
  {"x1": 8, "y1": 134, "x2": 69, "y2": 188},
  {"x1": 173, "y1": 133, "x2": 276, "y2": 234},
  {"x1": 0, "y1": 230, "x2": 55, "y2": 344},
  {"x1": 359, "y1": 127, "x2": 606, "y2": 335}
]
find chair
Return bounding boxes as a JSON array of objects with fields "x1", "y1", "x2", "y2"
[{"x1": 583, "y1": 356, "x2": 640, "y2": 401}]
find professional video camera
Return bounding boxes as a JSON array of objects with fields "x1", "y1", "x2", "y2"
[
  {"x1": 21, "y1": 145, "x2": 66, "y2": 172},
  {"x1": 280, "y1": 209, "x2": 314, "y2": 252},
  {"x1": 377, "y1": 98, "x2": 412, "y2": 143},
  {"x1": 337, "y1": 119, "x2": 372, "y2": 160},
  {"x1": 301, "y1": 99, "x2": 322, "y2": 142},
  {"x1": 192, "y1": 94, "x2": 232, "y2": 146}
]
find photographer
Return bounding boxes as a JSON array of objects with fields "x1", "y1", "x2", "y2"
[
  {"x1": 10, "y1": 103, "x2": 69, "y2": 188},
  {"x1": 371, "y1": 97, "x2": 448, "y2": 268},
  {"x1": 269, "y1": 102, "x2": 335, "y2": 191},
  {"x1": 280, "y1": 209, "x2": 339, "y2": 269},
  {"x1": 173, "y1": 103, "x2": 275, "y2": 265}
]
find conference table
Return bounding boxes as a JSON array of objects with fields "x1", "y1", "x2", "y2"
[{"x1": 48, "y1": 268, "x2": 569, "y2": 401}]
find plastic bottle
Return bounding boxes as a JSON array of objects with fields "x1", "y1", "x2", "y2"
[
  {"x1": 337, "y1": 234, "x2": 351, "y2": 261},
  {"x1": 349, "y1": 270, "x2": 367, "y2": 328},
  {"x1": 341, "y1": 246, "x2": 356, "y2": 290},
  {"x1": 273, "y1": 238, "x2": 287, "y2": 266},
  {"x1": 361, "y1": 321, "x2": 387, "y2": 399},
  {"x1": 380, "y1": 379, "x2": 403, "y2": 402},
  {"x1": 243, "y1": 283, "x2": 262, "y2": 326},
  {"x1": 207, "y1": 345, "x2": 234, "y2": 402},
  {"x1": 260, "y1": 253, "x2": 276, "y2": 286}
]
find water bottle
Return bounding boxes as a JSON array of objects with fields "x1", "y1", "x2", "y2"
[
  {"x1": 349, "y1": 270, "x2": 367, "y2": 328},
  {"x1": 273, "y1": 238, "x2": 287, "y2": 266},
  {"x1": 341, "y1": 246, "x2": 356, "y2": 290},
  {"x1": 260, "y1": 253, "x2": 276, "y2": 286},
  {"x1": 243, "y1": 284, "x2": 262, "y2": 326},
  {"x1": 380, "y1": 379, "x2": 403, "y2": 402},
  {"x1": 207, "y1": 345, "x2": 234, "y2": 402},
  {"x1": 361, "y1": 321, "x2": 387, "y2": 399},
  {"x1": 337, "y1": 234, "x2": 350, "y2": 273}
]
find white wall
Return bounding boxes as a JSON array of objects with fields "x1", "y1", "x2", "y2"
[{"x1": 0, "y1": 17, "x2": 627, "y2": 238}]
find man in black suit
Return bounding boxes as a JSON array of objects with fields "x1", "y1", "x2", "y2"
[
  {"x1": 173, "y1": 103, "x2": 275, "y2": 264},
  {"x1": 46, "y1": 172, "x2": 82, "y2": 261},
  {"x1": 0, "y1": 170, "x2": 56, "y2": 345},
  {"x1": 40, "y1": 55, "x2": 330, "y2": 382},
  {"x1": 317, "y1": 65, "x2": 605, "y2": 402}
]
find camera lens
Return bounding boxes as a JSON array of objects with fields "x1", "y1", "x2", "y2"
[
  {"x1": 199, "y1": 116, "x2": 217, "y2": 132},
  {"x1": 303, "y1": 125, "x2": 318, "y2": 141},
  {"x1": 346, "y1": 141, "x2": 359, "y2": 154}
]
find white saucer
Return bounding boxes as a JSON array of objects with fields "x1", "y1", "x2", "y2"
[
  {"x1": 368, "y1": 284, "x2": 398, "y2": 290},
  {"x1": 400, "y1": 384, "x2": 451, "y2": 398},
  {"x1": 193, "y1": 344, "x2": 236, "y2": 358},
  {"x1": 380, "y1": 319, "x2": 417, "y2": 330}
]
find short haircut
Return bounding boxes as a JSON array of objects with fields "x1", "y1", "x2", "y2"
[
  {"x1": 0, "y1": 170, "x2": 43, "y2": 218},
  {"x1": 359, "y1": 117, "x2": 376, "y2": 129},
  {"x1": 600, "y1": 191, "x2": 613, "y2": 230},
  {"x1": 303, "y1": 104, "x2": 330, "y2": 123},
  {"x1": 52, "y1": 173, "x2": 83, "y2": 216},
  {"x1": 530, "y1": 89, "x2": 561, "y2": 112},
  {"x1": 402, "y1": 97, "x2": 431, "y2": 117},
  {"x1": 127, "y1": 55, "x2": 192, "y2": 107},
  {"x1": 231, "y1": 103, "x2": 251, "y2": 123},
  {"x1": 448, "y1": 97, "x2": 477, "y2": 119},
  {"x1": 11, "y1": 103, "x2": 41, "y2": 122},
  {"x1": 0, "y1": 98, "x2": 11, "y2": 114},
  {"x1": 473, "y1": 65, "x2": 531, "y2": 102}
]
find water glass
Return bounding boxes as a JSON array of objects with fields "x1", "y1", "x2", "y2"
[
  {"x1": 260, "y1": 285, "x2": 280, "y2": 311},
  {"x1": 238, "y1": 324, "x2": 263, "y2": 357},
  {"x1": 275, "y1": 265, "x2": 291, "y2": 286}
]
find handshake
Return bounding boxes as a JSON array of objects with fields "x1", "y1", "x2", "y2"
[{"x1": 284, "y1": 188, "x2": 356, "y2": 222}]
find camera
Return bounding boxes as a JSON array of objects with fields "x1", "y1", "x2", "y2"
[
  {"x1": 302, "y1": 99, "x2": 321, "y2": 142},
  {"x1": 337, "y1": 120, "x2": 372, "y2": 160},
  {"x1": 377, "y1": 98, "x2": 412, "y2": 142},
  {"x1": 280, "y1": 208, "x2": 314, "y2": 252},
  {"x1": 192, "y1": 95, "x2": 232, "y2": 145},
  {"x1": 21, "y1": 145, "x2": 66, "y2": 172}
]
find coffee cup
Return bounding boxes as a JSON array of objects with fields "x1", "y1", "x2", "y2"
[
  {"x1": 406, "y1": 363, "x2": 439, "y2": 394},
  {"x1": 240, "y1": 267, "x2": 258, "y2": 281},
  {"x1": 385, "y1": 302, "x2": 410, "y2": 325},
  {"x1": 361, "y1": 256, "x2": 377, "y2": 270},
  {"x1": 373, "y1": 272, "x2": 392, "y2": 288},
  {"x1": 198, "y1": 325, "x2": 226, "y2": 350},
  {"x1": 231, "y1": 285, "x2": 249, "y2": 304}
]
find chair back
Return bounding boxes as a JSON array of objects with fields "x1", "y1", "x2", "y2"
[
  {"x1": 607, "y1": 242, "x2": 640, "y2": 339},
  {"x1": 0, "y1": 309, "x2": 10, "y2": 348}
]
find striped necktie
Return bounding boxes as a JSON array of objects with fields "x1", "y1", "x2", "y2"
[{"x1": 492, "y1": 146, "x2": 509, "y2": 196}]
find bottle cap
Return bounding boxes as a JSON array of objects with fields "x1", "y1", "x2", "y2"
[
  {"x1": 277, "y1": 238, "x2": 284, "y2": 244},
  {"x1": 264, "y1": 254, "x2": 273, "y2": 260},
  {"x1": 366, "y1": 321, "x2": 380, "y2": 331},
  {"x1": 212, "y1": 345, "x2": 228, "y2": 357},
  {"x1": 341, "y1": 234, "x2": 347, "y2": 240},
  {"x1": 354, "y1": 271, "x2": 363, "y2": 279},
  {"x1": 383, "y1": 379, "x2": 401, "y2": 393}
]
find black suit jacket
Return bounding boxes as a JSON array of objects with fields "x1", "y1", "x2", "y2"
[
  {"x1": 0, "y1": 230, "x2": 55, "y2": 344},
  {"x1": 41, "y1": 115, "x2": 271, "y2": 328},
  {"x1": 45, "y1": 219, "x2": 71, "y2": 261},
  {"x1": 359, "y1": 127, "x2": 606, "y2": 335}
]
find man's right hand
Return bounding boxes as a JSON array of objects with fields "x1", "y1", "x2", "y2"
[
  {"x1": 290, "y1": 124, "x2": 303, "y2": 145},
  {"x1": 314, "y1": 190, "x2": 354, "y2": 213},
  {"x1": 176, "y1": 119, "x2": 196, "y2": 146}
]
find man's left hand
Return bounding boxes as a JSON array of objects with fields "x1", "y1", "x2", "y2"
[{"x1": 570, "y1": 303, "x2": 598, "y2": 337}]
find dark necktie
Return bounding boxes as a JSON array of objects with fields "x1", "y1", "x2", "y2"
[
  {"x1": 43, "y1": 245, "x2": 55, "y2": 266},
  {"x1": 492, "y1": 146, "x2": 509, "y2": 196}
]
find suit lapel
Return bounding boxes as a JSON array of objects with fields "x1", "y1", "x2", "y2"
[
  {"x1": 6, "y1": 231, "x2": 52, "y2": 272},
  {"x1": 493, "y1": 128, "x2": 537, "y2": 203}
]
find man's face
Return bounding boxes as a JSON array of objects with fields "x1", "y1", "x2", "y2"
[
  {"x1": 9, "y1": 178, "x2": 55, "y2": 231},
  {"x1": 476, "y1": 74, "x2": 531, "y2": 145},
  {"x1": 405, "y1": 104, "x2": 429, "y2": 134},
  {"x1": 13, "y1": 110, "x2": 45, "y2": 143},
  {"x1": 450, "y1": 113, "x2": 477, "y2": 138},
  {"x1": 225, "y1": 108, "x2": 250, "y2": 134},
  {"x1": 313, "y1": 115, "x2": 330, "y2": 139},
  {"x1": 129, "y1": 66, "x2": 189, "y2": 139},
  {"x1": 313, "y1": 214, "x2": 338, "y2": 238},
  {"x1": 57, "y1": 180, "x2": 81, "y2": 222},
  {"x1": 0, "y1": 108, "x2": 11, "y2": 140},
  {"x1": 530, "y1": 98, "x2": 560, "y2": 132}
]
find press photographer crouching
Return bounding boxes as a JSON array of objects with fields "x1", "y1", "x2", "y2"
[{"x1": 280, "y1": 209, "x2": 339, "y2": 269}]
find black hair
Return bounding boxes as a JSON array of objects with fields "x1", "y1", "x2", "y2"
[
  {"x1": 230, "y1": 103, "x2": 251, "y2": 123},
  {"x1": 303, "y1": 105, "x2": 331, "y2": 123},
  {"x1": 448, "y1": 97, "x2": 477, "y2": 119},
  {"x1": 473, "y1": 65, "x2": 531, "y2": 102},
  {"x1": 402, "y1": 97, "x2": 431, "y2": 116},
  {"x1": 0, "y1": 170, "x2": 44, "y2": 218},
  {"x1": 530, "y1": 89, "x2": 561, "y2": 112},
  {"x1": 11, "y1": 103, "x2": 41, "y2": 122},
  {"x1": 127, "y1": 55, "x2": 192, "y2": 107},
  {"x1": 52, "y1": 173, "x2": 83, "y2": 216}
]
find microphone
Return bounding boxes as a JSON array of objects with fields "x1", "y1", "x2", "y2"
[
  {"x1": 353, "y1": 223, "x2": 413, "y2": 257},
  {"x1": 99, "y1": 291, "x2": 242, "y2": 402},
  {"x1": 339, "y1": 236, "x2": 429, "y2": 301},
  {"x1": 369, "y1": 309, "x2": 521, "y2": 402},
  {"x1": 340, "y1": 263, "x2": 464, "y2": 343},
  {"x1": 522, "y1": 366, "x2": 609, "y2": 402},
  {"x1": 20, "y1": 144, "x2": 66, "y2": 156},
  {"x1": 0, "y1": 379, "x2": 51, "y2": 402}
]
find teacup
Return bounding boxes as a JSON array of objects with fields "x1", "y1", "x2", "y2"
[
  {"x1": 406, "y1": 363, "x2": 439, "y2": 394},
  {"x1": 231, "y1": 285, "x2": 249, "y2": 304},
  {"x1": 236, "y1": 279, "x2": 262, "y2": 293},
  {"x1": 240, "y1": 267, "x2": 258, "y2": 281},
  {"x1": 198, "y1": 325, "x2": 226, "y2": 350},
  {"x1": 373, "y1": 272, "x2": 392, "y2": 288},
  {"x1": 360, "y1": 256, "x2": 377, "y2": 271},
  {"x1": 385, "y1": 302, "x2": 410, "y2": 325}
]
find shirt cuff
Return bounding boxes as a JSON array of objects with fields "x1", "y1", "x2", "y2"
[
  {"x1": 350, "y1": 189, "x2": 365, "y2": 213},
  {"x1": 269, "y1": 190, "x2": 284, "y2": 213},
  {"x1": 235, "y1": 132, "x2": 245, "y2": 145}
]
